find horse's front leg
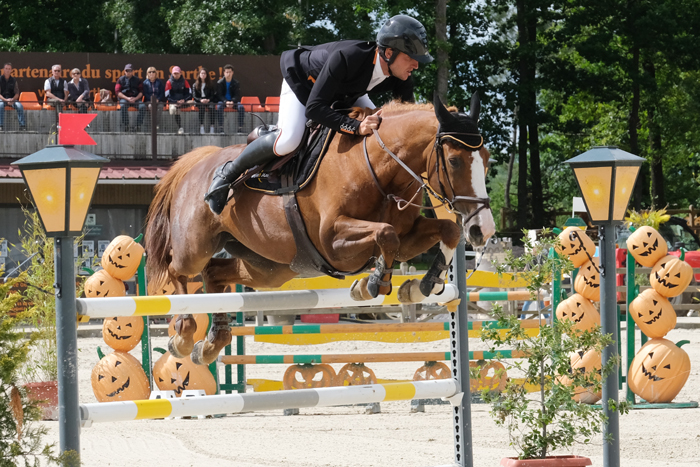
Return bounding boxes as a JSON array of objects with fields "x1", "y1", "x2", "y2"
[
  {"x1": 325, "y1": 215, "x2": 401, "y2": 301},
  {"x1": 393, "y1": 217, "x2": 461, "y2": 303}
]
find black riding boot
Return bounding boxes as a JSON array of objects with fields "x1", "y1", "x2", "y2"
[{"x1": 204, "y1": 130, "x2": 279, "y2": 215}]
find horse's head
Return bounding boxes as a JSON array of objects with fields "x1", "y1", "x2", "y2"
[{"x1": 430, "y1": 92, "x2": 496, "y2": 247}]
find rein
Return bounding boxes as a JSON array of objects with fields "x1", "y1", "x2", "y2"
[{"x1": 363, "y1": 128, "x2": 491, "y2": 224}]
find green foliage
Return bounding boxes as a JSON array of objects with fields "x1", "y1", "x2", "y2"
[{"x1": 479, "y1": 231, "x2": 629, "y2": 459}]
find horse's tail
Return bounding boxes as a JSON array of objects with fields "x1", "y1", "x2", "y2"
[{"x1": 144, "y1": 146, "x2": 222, "y2": 292}]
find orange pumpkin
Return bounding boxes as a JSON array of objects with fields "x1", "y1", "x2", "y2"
[
  {"x1": 626, "y1": 226, "x2": 668, "y2": 267},
  {"x1": 574, "y1": 258, "x2": 600, "y2": 301},
  {"x1": 557, "y1": 227, "x2": 596, "y2": 267},
  {"x1": 167, "y1": 314, "x2": 210, "y2": 343},
  {"x1": 629, "y1": 289, "x2": 677, "y2": 339},
  {"x1": 283, "y1": 364, "x2": 336, "y2": 390},
  {"x1": 148, "y1": 279, "x2": 176, "y2": 296},
  {"x1": 558, "y1": 349, "x2": 602, "y2": 404},
  {"x1": 85, "y1": 269, "x2": 125, "y2": 298},
  {"x1": 628, "y1": 338, "x2": 691, "y2": 403},
  {"x1": 469, "y1": 361, "x2": 507, "y2": 393},
  {"x1": 91, "y1": 351, "x2": 151, "y2": 402},
  {"x1": 101, "y1": 235, "x2": 144, "y2": 281},
  {"x1": 555, "y1": 293, "x2": 600, "y2": 332},
  {"x1": 650, "y1": 255, "x2": 693, "y2": 297},
  {"x1": 102, "y1": 316, "x2": 145, "y2": 352},
  {"x1": 152, "y1": 352, "x2": 217, "y2": 396}
]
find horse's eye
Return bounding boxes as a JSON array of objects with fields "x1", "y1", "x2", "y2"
[{"x1": 448, "y1": 158, "x2": 460, "y2": 168}]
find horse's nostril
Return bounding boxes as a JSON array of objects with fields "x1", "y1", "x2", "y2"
[{"x1": 469, "y1": 225, "x2": 483, "y2": 241}]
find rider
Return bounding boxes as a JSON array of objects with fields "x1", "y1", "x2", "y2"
[{"x1": 204, "y1": 14, "x2": 433, "y2": 215}]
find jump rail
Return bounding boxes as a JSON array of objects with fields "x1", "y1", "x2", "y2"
[
  {"x1": 80, "y1": 379, "x2": 460, "y2": 425},
  {"x1": 76, "y1": 285, "x2": 459, "y2": 318}
]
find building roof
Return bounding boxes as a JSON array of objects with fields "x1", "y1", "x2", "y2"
[{"x1": 0, "y1": 165, "x2": 168, "y2": 184}]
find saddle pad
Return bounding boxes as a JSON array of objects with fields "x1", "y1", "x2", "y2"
[{"x1": 244, "y1": 126, "x2": 336, "y2": 195}]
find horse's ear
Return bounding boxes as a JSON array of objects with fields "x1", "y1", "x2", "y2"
[
  {"x1": 469, "y1": 92, "x2": 481, "y2": 122},
  {"x1": 433, "y1": 91, "x2": 456, "y2": 126}
]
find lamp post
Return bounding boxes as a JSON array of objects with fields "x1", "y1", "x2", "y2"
[
  {"x1": 565, "y1": 146, "x2": 644, "y2": 467},
  {"x1": 12, "y1": 146, "x2": 107, "y2": 464}
]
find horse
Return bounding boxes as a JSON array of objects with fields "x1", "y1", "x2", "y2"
[{"x1": 144, "y1": 93, "x2": 496, "y2": 365}]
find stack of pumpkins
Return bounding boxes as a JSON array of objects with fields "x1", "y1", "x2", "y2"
[
  {"x1": 554, "y1": 227, "x2": 603, "y2": 404},
  {"x1": 626, "y1": 226, "x2": 692, "y2": 403},
  {"x1": 88, "y1": 236, "x2": 151, "y2": 402}
]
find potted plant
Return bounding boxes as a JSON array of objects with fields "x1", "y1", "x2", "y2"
[{"x1": 477, "y1": 230, "x2": 628, "y2": 466}]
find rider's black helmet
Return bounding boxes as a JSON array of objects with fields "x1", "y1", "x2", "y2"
[{"x1": 377, "y1": 15, "x2": 433, "y2": 64}]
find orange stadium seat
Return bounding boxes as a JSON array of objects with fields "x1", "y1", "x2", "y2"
[
  {"x1": 240, "y1": 96, "x2": 265, "y2": 112},
  {"x1": 94, "y1": 90, "x2": 116, "y2": 111},
  {"x1": 264, "y1": 96, "x2": 280, "y2": 112}
]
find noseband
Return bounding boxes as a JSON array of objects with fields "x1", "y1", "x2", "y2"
[{"x1": 362, "y1": 128, "x2": 491, "y2": 224}]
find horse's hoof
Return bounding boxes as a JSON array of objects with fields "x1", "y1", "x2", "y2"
[
  {"x1": 350, "y1": 277, "x2": 373, "y2": 301},
  {"x1": 397, "y1": 279, "x2": 426, "y2": 304},
  {"x1": 168, "y1": 335, "x2": 194, "y2": 359},
  {"x1": 419, "y1": 277, "x2": 445, "y2": 297},
  {"x1": 190, "y1": 340, "x2": 206, "y2": 365}
]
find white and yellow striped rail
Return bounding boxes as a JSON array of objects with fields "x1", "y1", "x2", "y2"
[{"x1": 80, "y1": 379, "x2": 460, "y2": 425}]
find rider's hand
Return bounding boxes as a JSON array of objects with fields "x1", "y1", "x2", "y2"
[{"x1": 358, "y1": 109, "x2": 383, "y2": 136}]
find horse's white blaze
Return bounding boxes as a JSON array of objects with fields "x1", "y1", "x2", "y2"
[
  {"x1": 464, "y1": 151, "x2": 496, "y2": 244},
  {"x1": 434, "y1": 241, "x2": 455, "y2": 294}
]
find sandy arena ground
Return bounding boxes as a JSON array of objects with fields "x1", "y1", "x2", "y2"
[{"x1": 42, "y1": 326, "x2": 700, "y2": 467}]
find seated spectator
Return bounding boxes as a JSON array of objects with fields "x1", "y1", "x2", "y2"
[
  {"x1": 138, "y1": 67, "x2": 165, "y2": 132},
  {"x1": 44, "y1": 64, "x2": 68, "y2": 119},
  {"x1": 192, "y1": 68, "x2": 216, "y2": 134},
  {"x1": 215, "y1": 64, "x2": 244, "y2": 134},
  {"x1": 165, "y1": 66, "x2": 192, "y2": 135},
  {"x1": 115, "y1": 64, "x2": 143, "y2": 132},
  {"x1": 0, "y1": 62, "x2": 26, "y2": 131},
  {"x1": 67, "y1": 68, "x2": 90, "y2": 113}
]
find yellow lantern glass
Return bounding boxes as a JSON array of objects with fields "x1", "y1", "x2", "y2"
[
  {"x1": 572, "y1": 166, "x2": 612, "y2": 221},
  {"x1": 612, "y1": 165, "x2": 641, "y2": 221},
  {"x1": 69, "y1": 167, "x2": 101, "y2": 232},
  {"x1": 23, "y1": 167, "x2": 67, "y2": 233}
]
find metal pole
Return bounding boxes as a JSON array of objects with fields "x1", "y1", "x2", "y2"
[
  {"x1": 151, "y1": 94, "x2": 157, "y2": 161},
  {"x1": 599, "y1": 223, "x2": 620, "y2": 467},
  {"x1": 450, "y1": 239, "x2": 473, "y2": 467},
  {"x1": 55, "y1": 236, "x2": 80, "y2": 464}
]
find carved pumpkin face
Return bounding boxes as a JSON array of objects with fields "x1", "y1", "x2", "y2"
[
  {"x1": 101, "y1": 235, "x2": 144, "y2": 281},
  {"x1": 152, "y1": 352, "x2": 217, "y2": 396},
  {"x1": 629, "y1": 289, "x2": 677, "y2": 339},
  {"x1": 469, "y1": 361, "x2": 507, "y2": 393},
  {"x1": 574, "y1": 258, "x2": 600, "y2": 301},
  {"x1": 650, "y1": 255, "x2": 693, "y2": 297},
  {"x1": 557, "y1": 227, "x2": 595, "y2": 267},
  {"x1": 167, "y1": 314, "x2": 210, "y2": 343},
  {"x1": 148, "y1": 279, "x2": 176, "y2": 296},
  {"x1": 555, "y1": 293, "x2": 600, "y2": 332},
  {"x1": 85, "y1": 269, "x2": 125, "y2": 298},
  {"x1": 91, "y1": 351, "x2": 151, "y2": 402},
  {"x1": 628, "y1": 338, "x2": 690, "y2": 403},
  {"x1": 558, "y1": 349, "x2": 602, "y2": 404},
  {"x1": 626, "y1": 226, "x2": 668, "y2": 267},
  {"x1": 102, "y1": 316, "x2": 145, "y2": 352}
]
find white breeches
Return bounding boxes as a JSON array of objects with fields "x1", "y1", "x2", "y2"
[{"x1": 274, "y1": 79, "x2": 376, "y2": 156}]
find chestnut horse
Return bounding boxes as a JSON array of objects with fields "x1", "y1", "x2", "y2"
[{"x1": 144, "y1": 93, "x2": 496, "y2": 365}]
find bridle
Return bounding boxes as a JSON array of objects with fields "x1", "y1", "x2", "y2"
[{"x1": 363, "y1": 127, "x2": 491, "y2": 224}]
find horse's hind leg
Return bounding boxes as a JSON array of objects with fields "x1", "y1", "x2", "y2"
[{"x1": 167, "y1": 270, "x2": 199, "y2": 358}]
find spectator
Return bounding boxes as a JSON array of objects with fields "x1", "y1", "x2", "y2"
[
  {"x1": 138, "y1": 66, "x2": 165, "y2": 132},
  {"x1": 165, "y1": 66, "x2": 191, "y2": 134},
  {"x1": 44, "y1": 64, "x2": 68, "y2": 119},
  {"x1": 192, "y1": 68, "x2": 216, "y2": 134},
  {"x1": 67, "y1": 68, "x2": 90, "y2": 113},
  {"x1": 0, "y1": 62, "x2": 26, "y2": 131},
  {"x1": 115, "y1": 63, "x2": 143, "y2": 132},
  {"x1": 215, "y1": 64, "x2": 244, "y2": 134}
]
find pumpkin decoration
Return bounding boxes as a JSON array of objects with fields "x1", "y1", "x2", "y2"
[
  {"x1": 558, "y1": 349, "x2": 602, "y2": 404},
  {"x1": 149, "y1": 279, "x2": 176, "y2": 296},
  {"x1": 85, "y1": 269, "x2": 126, "y2": 298},
  {"x1": 650, "y1": 255, "x2": 693, "y2": 298},
  {"x1": 283, "y1": 364, "x2": 336, "y2": 390},
  {"x1": 152, "y1": 351, "x2": 217, "y2": 396},
  {"x1": 469, "y1": 361, "x2": 507, "y2": 393},
  {"x1": 628, "y1": 338, "x2": 691, "y2": 403},
  {"x1": 555, "y1": 293, "x2": 600, "y2": 332},
  {"x1": 91, "y1": 351, "x2": 151, "y2": 402},
  {"x1": 557, "y1": 227, "x2": 596, "y2": 268},
  {"x1": 626, "y1": 226, "x2": 668, "y2": 267},
  {"x1": 101, "y1": 235, "x2": 145, "y2": 281},
  {"x1": 574, "y1": 258, "x2": 601, "y2": 301},
  {"x1": 413, "y1": 361, "x2": 451, "y2": 381},
  {"x1": 629, "y1": 289, "x2": 677, "y2": 339},
  {"x1": 167, "y1": 313, "x2": 210, "y2": 343},
  {"x1": 102, "y1": 316, "x2": 145, "y2": 352},
  {"x1": 333, "y1": 363, "x2": 377, "y2": 386}
]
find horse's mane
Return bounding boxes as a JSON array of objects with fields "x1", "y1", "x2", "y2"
[
  {"x1": 350, "y1": 100, "x2": 458, "y2": 120},
  {"x1": 144, "y1": 145, "x2": 221, "y2": 289}
]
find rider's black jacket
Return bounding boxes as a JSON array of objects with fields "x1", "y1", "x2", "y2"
[{"x1": 280, "y1": 40, "x2": 415, "y2": 135}]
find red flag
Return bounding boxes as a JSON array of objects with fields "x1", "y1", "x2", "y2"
[{"x1": 58, "y1": 113, "x2": 97, "y2": 145}]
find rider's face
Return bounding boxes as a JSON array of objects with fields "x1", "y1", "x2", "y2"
[{"x1": 388, "y1": 51, "x2": 419, "y2": 81}]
